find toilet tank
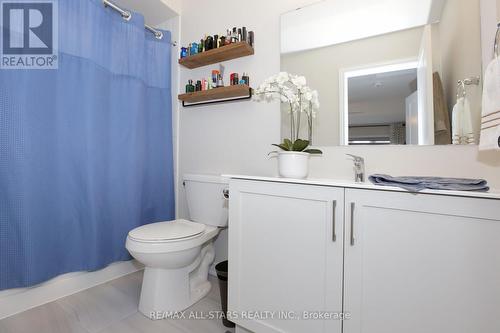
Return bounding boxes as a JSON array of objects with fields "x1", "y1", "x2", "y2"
[{"x1": 183, "y1": 174, "x2": 229, "y2": 227}]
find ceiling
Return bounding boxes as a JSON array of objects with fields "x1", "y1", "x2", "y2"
[
  {"x1": 113, "y1": 0, "x2": 179, "y2": 26},
  {"x1": 348, "y1": 68, "x2": 417, "y2": 103}
]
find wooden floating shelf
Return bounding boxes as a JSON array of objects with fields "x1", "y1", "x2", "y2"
[
  {"x1": 179, "y1": 42, "x2": 254, "y2": 69},
  {"x1": 178, "y1": 84, "x2": 253, "y2": 107}
]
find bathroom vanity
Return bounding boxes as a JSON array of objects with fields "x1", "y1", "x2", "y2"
[{"x1": 226, "y1": 176, "x2": 500, "y2": 333}]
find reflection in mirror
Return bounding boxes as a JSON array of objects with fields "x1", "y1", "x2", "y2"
[
  {"x1": 280, "y1": 0, "x2": 484, "y2": 146},
  {"x1": 345, "y1": 64, "x2": 418, "y2": 145}
]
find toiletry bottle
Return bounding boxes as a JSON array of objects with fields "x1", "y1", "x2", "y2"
[
  {"x1": 206, "y1": 36, "x2": 214, "y2": 51},
  {"x1": 195, "y1": 80, "x2": 202, "y2": 92},
  {"x1": 217, "y1": 74, "x2": 224, "y2": 88},
  {"x1": 238, "y1": 28, "x2": 242, "y2": 42},
  {"x1": 230, "y1": 73, "x2": 239, "y2": 86},
  {"x1": 186, "y1": 80, "x2": 195, "y2": 93},
  {"x1": 212, "y1": 70, "x2": 219, "y2": 88},
  {"x1": 242, "y1": 73, "x2": 249, "y2": 85},
  {"x1": 214, "y1": 35, "x2": 219, "y2": 48},
  {"x1": 232, "y1": 27, "x2": 238, "y2": 43},
  {"x1": 220, "y1": 36, "x2": 226, "y2": 47},
  {"x1": 242, "y1": 27, "x2": 247, "y2": 42},
  {"x1": 226, "y1": 30, "x2": 232, "y2": 44},
  {"x1": 187, "y1": 43, "x2": 192, "y2": 56},
  {"x1": 248, "y1": 31, "x2": 254, "y2": 47},
  {"x1": 198, "y1": 39, "x2": 204, "y2": 53},
  {"x1": 180, "y1": 47, "x2": 188, "y2": 58},
  {"x1": 190, "y1": 43, "x2": 198, "y2": 55}
]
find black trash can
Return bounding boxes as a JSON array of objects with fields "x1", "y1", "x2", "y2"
[{"x1": 215, "y1": 260, "x2": 235, "y2": 328}]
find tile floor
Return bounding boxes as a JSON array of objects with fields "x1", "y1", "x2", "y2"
[{"x1": 0, "y1": 271, "x2": 235, "y2": 333}]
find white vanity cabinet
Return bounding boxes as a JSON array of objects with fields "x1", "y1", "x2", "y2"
[
  {"x1": 227, "y1": 177, "x2": 500, "y2": 333},
  {"x1": 344, "y1": 188, "x2": 500, "y2": 333},
  {"x1": 228, "y1": 179, "x2": 345, "y2": 333}
]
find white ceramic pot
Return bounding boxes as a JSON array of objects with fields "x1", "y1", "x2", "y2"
[{"x1": 277, "y1": 151, "x2": 310, "y2": 179}]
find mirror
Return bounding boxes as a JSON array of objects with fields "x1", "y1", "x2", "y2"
[{"x1": 280, "y1": 0, "x2": 484, "y2": 146}]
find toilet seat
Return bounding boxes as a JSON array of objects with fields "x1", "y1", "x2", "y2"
[
  {"x1": 126, "y1": 224, "x2": 219, "y2": 255},
  {"x1": 128, "y1": 219, "x2": 206, "y2": 243}
]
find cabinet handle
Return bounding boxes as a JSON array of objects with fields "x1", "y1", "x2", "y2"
[
  {"x1": 332, "y1": 201, "x2": 337, "y2": 242},
  {"x1": 350, "y1": 202, "x2": 355, "y2": 246}
]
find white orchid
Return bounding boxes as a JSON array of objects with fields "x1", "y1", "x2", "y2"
[
  {"x1": 303, "y1": 91, "x2": 312, "y2": 103},
  {"x1": 253, "y1": 72, "x2": 320, "y2": 143},
  {"x1": 291, "y1": 75, "x2": 306, "y2": 89},
  {"x1": 275, "y1": 72, "x2": 290, "y2": 85},
  {"x1": 311, "y1": 90, "x2": 320, "y2": 109}
]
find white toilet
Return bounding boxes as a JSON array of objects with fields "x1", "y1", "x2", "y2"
[{"x1": 125, "y1": 174, "x2": 229, "y2": 318}]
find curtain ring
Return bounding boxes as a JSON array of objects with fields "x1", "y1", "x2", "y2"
[
  {"x1": 154, "y1": 31, "x2": 163, "y2": 40},
  {"x1": 122, "y1": 11, "x2": 132, "y2": 21}
]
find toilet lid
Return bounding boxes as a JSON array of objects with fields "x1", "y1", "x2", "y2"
[{"x1": 128, "y1": 219, "x2": 206, "y2": 242}]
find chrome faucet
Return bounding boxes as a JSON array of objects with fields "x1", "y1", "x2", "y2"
[{"x1": 347, "y1": 154, "x2": 365, "y2": 183}]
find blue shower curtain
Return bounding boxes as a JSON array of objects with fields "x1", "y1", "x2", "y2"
[{"x1": 0, "y1": 0, "x2": 175, "y2": 290}]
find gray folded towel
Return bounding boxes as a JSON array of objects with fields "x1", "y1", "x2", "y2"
[{"x1": 369, "y1": 174, "x2": 489, "y2": 192}]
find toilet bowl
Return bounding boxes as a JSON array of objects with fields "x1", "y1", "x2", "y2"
[{"x1": 125, "y1": 174, "x2": 229, "y2": 318}]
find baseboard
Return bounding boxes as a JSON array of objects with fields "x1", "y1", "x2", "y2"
[{"x1": 0, "y1": 260, "x2": 144, "y2": 320}]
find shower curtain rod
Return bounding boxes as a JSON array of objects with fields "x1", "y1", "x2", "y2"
[{"x1": 102, "y1": 0, "x2": 177, "y2": 46}]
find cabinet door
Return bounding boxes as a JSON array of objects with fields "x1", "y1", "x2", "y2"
[
  {"x1": 344, "y1": 189, "x2": 500, "y2": 333},
  {"x1": 228, "y1": 180, "x2": 344, "y2": 333}
]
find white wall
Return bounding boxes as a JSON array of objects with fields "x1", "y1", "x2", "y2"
[
  {"x1": 178, "y1": 0, "x2": 313, "y2": 271},
  {"x1": 281, "y1": 27, "x2": 423, "y2": 145},
  {"x1": 436, "y1": 0, "x2": 483, "y2": 143},
  {"x1": 349, "y1": 125, "x2": 392, "y2": 141},
  {"x1": 159, "y1": 14, "x2": 181, "y2": 219},
  {"x1": 480, "y1": 0, "x2": 500, "y2": 76},
  {"x1": 114, "y1": 0, "x2": 180, "y2": 25},
  {"x1": 160, "y1": 0, "x2": 181, "y2": 15},
  {"x1": 177, "y1": 0, "x2": 500, "y2": 268},
  {"x1": 349, "y1": 97, "x2": 406, "y2": 125}
]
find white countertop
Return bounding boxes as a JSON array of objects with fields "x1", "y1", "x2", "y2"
[{"x1": 223, "y1": 174, "x2": 500, "y2": 200}]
